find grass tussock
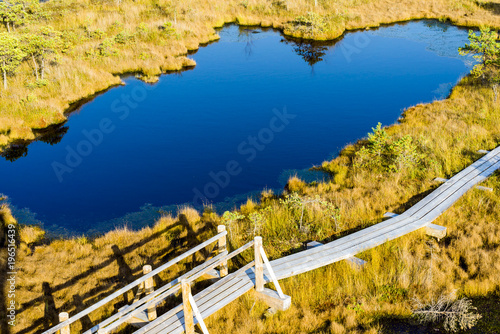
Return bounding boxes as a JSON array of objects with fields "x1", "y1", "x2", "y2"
[{"x1": 3, "y1": 0, "x2": 500, "y2": 151}]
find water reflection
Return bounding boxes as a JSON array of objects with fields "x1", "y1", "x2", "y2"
[{"x1": 281, "y1": 39, "x2": 328, "y2": 71}]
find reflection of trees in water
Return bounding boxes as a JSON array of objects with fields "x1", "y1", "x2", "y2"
[
  {"x1": 1, "y1": 124, "x2": 68, "y2": 162},
  {"x1": 281, "y1": 39, "x2": 329, "y2": 74},
  {"x1": 1, "y1": 144, "x2": 28, "y2": 162},
  {"x1": 38, "y1": 125, "x2": 69, "y2": 145},
  {"x1": 238, "y1": 28, "x2": 262, "y2": 57},
  {"x1": 293, "y1": 42, "x2": 328, "y2": 66},
  {"x1": 424, "y1": 20, "x2": 449, "y2": 33}
]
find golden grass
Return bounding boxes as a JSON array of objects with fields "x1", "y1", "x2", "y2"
[{"x1": 2, "y1": 0, "x2": 500, "y2": 151}]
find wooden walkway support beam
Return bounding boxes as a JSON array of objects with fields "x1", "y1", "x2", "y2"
[
  {"x1": 425, "y1": 224, "x2": 447, "y2": 241},
  {"x1": 143, "y1": 265, "x2": 157, "y2": 321},
  {"x1": 254, "y1": 237, "x2": 264, "y2": 292},
  {"x1": 346, "y1": 256, "x2": 367, "y2": 270},
  {"x1": 306, "y1": 241, "x2": 322, "y2": 249},
  {"x1": 59, "y1": 313, "x2": 70, "y2": 334},
  {"x1": 218, "y1": 225, "x2": 228, "y2": 277},
  {"x1": 181, "y1": 279, "x2": 194, "y2": 334}
]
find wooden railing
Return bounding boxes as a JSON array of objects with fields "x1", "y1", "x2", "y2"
[
  {"x1": 43, "y1": 225, "x2": 286, "y2": 334},
  {"x1": 43, "y1": 227, "x2": 228, "y2": 334}
]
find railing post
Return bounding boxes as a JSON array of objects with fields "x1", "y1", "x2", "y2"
[
  {"x1": 58, "y1": 312, "x2": 70, "y2": 334},
  {"x1": 254, "y1": 236, "x2": 264, "y2": 292},
  {"x1": 181, "y1": 279, "x2": 195, "y2": 334},
  {"x1": 143, "y1": 265, "x2": 157, "y2": 321},
  {"x1": 218, "y1": 225, "x2": 228, "y2": 277}
]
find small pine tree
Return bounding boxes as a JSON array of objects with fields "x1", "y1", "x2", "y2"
[
  {"x1": 21, "y1": 26, "x2": 64, "y2": 80},
  {"x1": 459, "y1": 27, "x2": 500, "y2": 101},
  {"x1": 0, "y1": 0, "x2": 43, "y2": 32}
]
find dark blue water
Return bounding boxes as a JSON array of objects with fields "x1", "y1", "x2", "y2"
[{"x1": 0, "y1": 21, "x2": 472, "y2": 235}]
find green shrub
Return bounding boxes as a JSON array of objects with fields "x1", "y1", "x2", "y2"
[
  {"x1": 97, "y1": 38, "x2": 118, "y2": 56},
  {"x1": 354, "y1": 123, "x2": 425, "y2": 176},
  {"x1": 114, "y1": 30, "x2": 135, "y2": 44}
]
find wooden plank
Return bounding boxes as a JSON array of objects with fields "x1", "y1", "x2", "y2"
[
  {"x1": 403, "y1": 150, "x2": 500, "y2": 217},
  {"x1": 59, "y1": 313, "x2": 70, "y2": 334},
  {"x1": 274, "y1": 217, "x2": 429, "y2": 280},
  {"x1": 478, "y1": 149, "x2": 490, "y2": 154},
  {"x1": 418, "y1": 160, "x2": 500, "y2": 222},
  {"x1": 43, "y1": 231, "x2": 227, "y2": 334},
  {"x1": 143, "y1": 265, "x2": 156, "y2": 321},
  {"x1": 476, "y1": 185, "x2": 493, "y2": 191},
  {"x1": 412, "y1": 157, "x2": 500, "y2": 220},
  {"x1": 270, "y1": 215, "x2": 417, "y2": 275}
]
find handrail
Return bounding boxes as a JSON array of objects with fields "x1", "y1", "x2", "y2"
[
  {"x1": 92, "y1": 251, "x2": 229, "y2": 334},
  {"x1": 186, "y1": 240, "x2": 255, "y2": 283},
  {"x1": 43, "y1": 230, "x2": 227, "y2": 334}
]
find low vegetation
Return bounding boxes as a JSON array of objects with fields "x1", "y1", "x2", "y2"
[{"x1": 2, "y1": 0, "x2": 500, "y2": 152}]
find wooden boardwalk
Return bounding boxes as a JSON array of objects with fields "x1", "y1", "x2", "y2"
[{"x1": 45, "y1": 147, "x2": 500, "y2": 334}]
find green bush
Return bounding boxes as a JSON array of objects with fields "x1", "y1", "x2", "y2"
[
  {"x1": 354, "y1": 123, "x2": 425, "y2": 175},
  {"x1": 97, "y1": 38, "x2": 118, "y2": 56},
  {"x1": 114, "y1": 30, "x2": 135, "y2": 44}
]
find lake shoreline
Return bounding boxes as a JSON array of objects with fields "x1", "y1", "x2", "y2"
[{"x1": 0, "y1": 12, "x2": 491, "y2": 155}]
